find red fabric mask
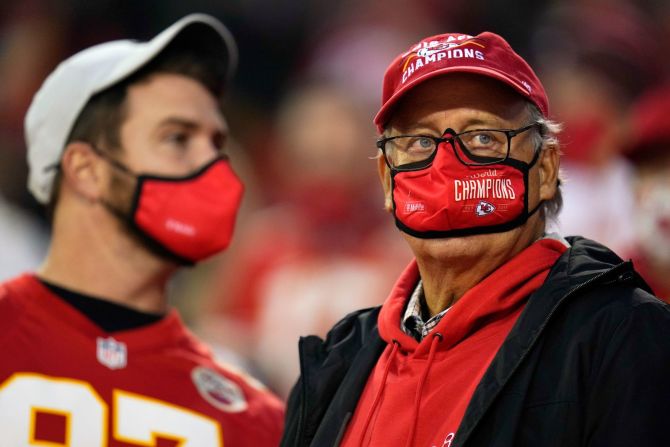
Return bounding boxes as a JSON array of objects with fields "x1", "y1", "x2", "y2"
[
  {"x1": 100, "y1": 154, "x2": 244, "y2": 264},
  {"x1": 131, "y1": 158, "x2": 244, "y2": 263},
  {"x1": 391, "y1": 138, "x2": 541, "y2": 238}
]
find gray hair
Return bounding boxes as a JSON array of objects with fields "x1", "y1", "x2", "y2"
[{"x1": 526, "y1": 102, "x2": 563, "y2": 222}]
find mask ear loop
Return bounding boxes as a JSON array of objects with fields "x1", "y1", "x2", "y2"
[
  {"x1": 527, "y1": 143, "x2": 543, "y2": 168},
  {"x1": 88, "y1": 144, "x2": 138, "y2": 177},
  {"x1": 527, "y1": 122, "x2": 546, "y2": 168},
  {"x1": 41, "y1": 143, "x2": 136, "y2": 175},
  {"x1": 526, "y1": 137, "x2": 555, "y2": 218},
  {"x1": 90, "y1": 145, "x2": 138, "y2": 222},
  {"x1": 74, "y1": 143, "x2": 140, "y2": 236}
]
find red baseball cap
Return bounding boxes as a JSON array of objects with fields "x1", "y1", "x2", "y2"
[{"x1": 374, "y1": 31, "x2": 549, "y2": 132}]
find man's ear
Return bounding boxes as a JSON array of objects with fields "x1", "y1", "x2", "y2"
[
  {"x1": 59, "y1": 142, "x2": 107, "y2": 202},
  {"x1": 377, "y1": 156, "x2": 393, "y2": 212},
  {"x1": 538, "y1": 144, "x2": 560, "y2": 202}
]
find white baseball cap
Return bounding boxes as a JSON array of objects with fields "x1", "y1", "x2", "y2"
[{"x1": 25, "y1": 13, "x2": 238, "y2": 204}]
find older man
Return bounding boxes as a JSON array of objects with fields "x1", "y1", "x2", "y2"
[
  {"x1": 281, "y1": 32, "x2": 670, "y2": 447},
  {"x1": 0, "y1": 14, "x2": 283, "y2": 445}
]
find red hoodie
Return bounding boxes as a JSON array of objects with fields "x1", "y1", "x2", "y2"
[{"x1": 340, "y1": 238, "x2": 567, "y2": 447}]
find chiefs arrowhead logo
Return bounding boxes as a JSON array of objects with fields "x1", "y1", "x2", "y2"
[{"x1": 475, "y1": 200, "x2": 496, "y2": 217}]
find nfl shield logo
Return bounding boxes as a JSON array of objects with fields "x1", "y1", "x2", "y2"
[{"x1": 96, "y1": 337, "x2": 127, "y2": 370}]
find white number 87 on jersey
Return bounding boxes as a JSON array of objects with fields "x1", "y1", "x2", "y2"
[{"x1": 0, "y1": 373, "x2": 222, "y2": 446}]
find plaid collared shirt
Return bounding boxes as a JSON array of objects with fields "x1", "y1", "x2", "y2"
[{"x1": 401, "y1": 279, "x2": 450, "y2": 341}]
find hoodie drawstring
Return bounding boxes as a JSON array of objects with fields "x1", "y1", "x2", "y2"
[
  {"x1": 360, "y1": 339, "x2": 400, "y2": 446},
  {"x1": 405, "y1": 332, "x2": 443, "y2": 447}
]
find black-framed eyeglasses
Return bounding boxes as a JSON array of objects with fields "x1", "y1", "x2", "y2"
[{"x1": 376, "y1": 123, "x2": 541, "y2": 170}]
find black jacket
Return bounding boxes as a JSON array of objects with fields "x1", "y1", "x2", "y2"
[{"x1": 281, "y1": 237, "x2": 670, "y2": 447}]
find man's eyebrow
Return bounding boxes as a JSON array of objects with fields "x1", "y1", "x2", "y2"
[
  {"x1": 156, "y1": 117, "x2": 228, "y2": 136},
  {"x1": 388, "y1": 121, "x2": 442, "y2": 136},
  {"x1": 460, "y1": 116, "x2": 508, "y2": 129},
  {"x1": 471, "y1": 108, "x2": 534, "y2": 128},
  {"x1": 156, "y1": 117, "x2": 199, "y2": 129}
]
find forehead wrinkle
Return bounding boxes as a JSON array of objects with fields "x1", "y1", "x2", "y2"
[
  {"x1": 388, "y1": 107, "x2": 523, "y2": 138},
  {"x1": 388, "y1": 73, "x2": 530, "y2": 129}
]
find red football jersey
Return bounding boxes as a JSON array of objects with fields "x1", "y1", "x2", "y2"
[{"x1": 0, "y1": 274, "x2": 285, "y2": 446}]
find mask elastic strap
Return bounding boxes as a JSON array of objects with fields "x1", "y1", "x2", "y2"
[
  {"x1": 528, "y1": 199, "x2": 545, "y2": 218},
  {"x1": 89, "y1": 144, "x2": 138, "y2": 178},
  {"x1": 527, "y1": 145, "x2": 543, "y2": 169},
  {"x1": 42, "y1": 144, "x2": 137, "y2": 175},
  {"x1": 99, "y1": 198, "x2": 131, "y2": 222},
  {"x1": 527, "y1": 144, "x2": 558, "y2": 218},
  {"x1": 88, "y1": 144, "x2": 138, "y2": 232}
]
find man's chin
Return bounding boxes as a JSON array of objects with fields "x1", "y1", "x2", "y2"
[{"x1": 401, "y1": 228, "x2": 524, "y2": 262}]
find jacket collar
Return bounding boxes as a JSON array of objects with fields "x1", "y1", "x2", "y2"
[{"x1": 453, "y1": 236, "x2": 649, "y2": 447}]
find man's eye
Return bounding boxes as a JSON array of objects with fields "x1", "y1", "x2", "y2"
[
  {"x1": 418, "y1": 137, "x2": 433, "y2": 148},
  {"x1": 166, "y1": 133, "x2": 189, "y2": 146},
  {"x1": 460, "y1": 131, "x2": 508, "y2": 158},
  {"x1": 406, "y1": 137, "x2": 434, "y2": 151},
  {"x1": 473, "y1": 133, "x2": 493, "y2": 146},
  {"x1": 462, "y1": 131, "x2": 505, "y2": 149}
]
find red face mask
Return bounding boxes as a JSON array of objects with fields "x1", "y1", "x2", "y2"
[
  {"x1": 100, "y1": 154, "x2": 244, "y2": 264},
  {"x1": 390, "y1": 135, "x2": 541, "y2": 238}
]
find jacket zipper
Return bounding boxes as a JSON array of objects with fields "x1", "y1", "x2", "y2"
[{"x1": 534, "y1": 261, "x2": 631, "y2": 335}]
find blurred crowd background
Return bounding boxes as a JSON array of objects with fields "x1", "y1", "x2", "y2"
[{"x1": 2, "y1": 0, "x2": 670, "y2": 398}]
